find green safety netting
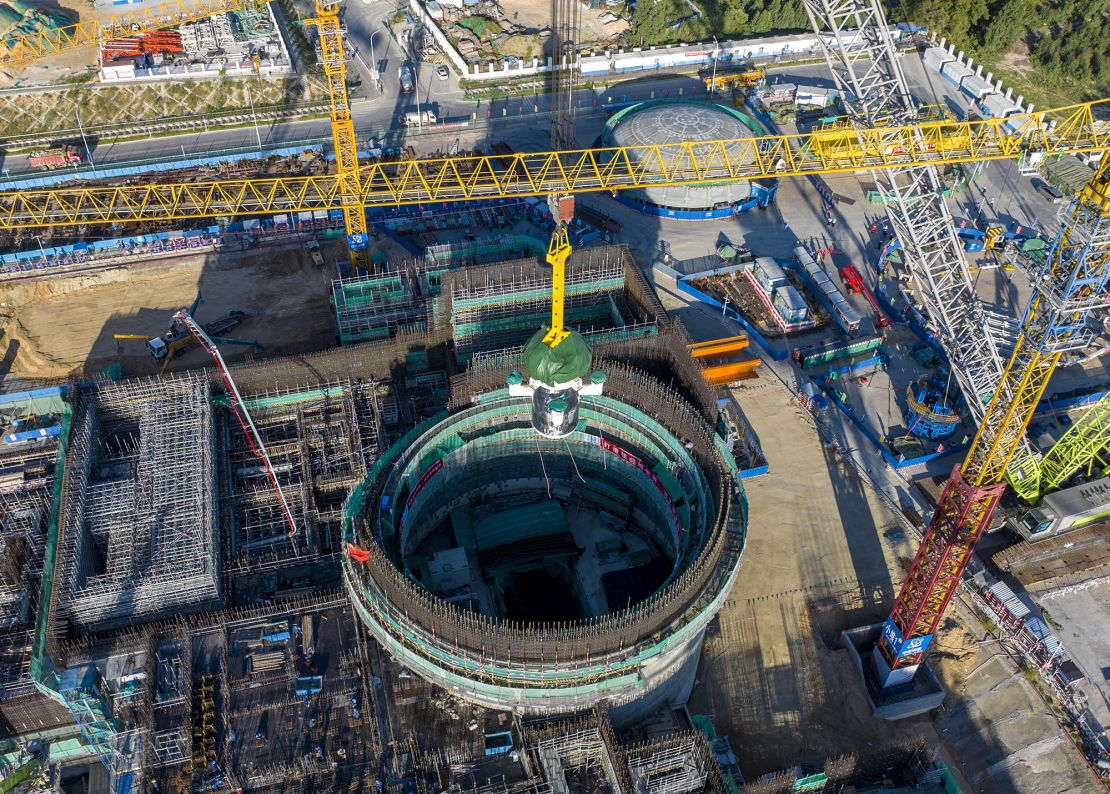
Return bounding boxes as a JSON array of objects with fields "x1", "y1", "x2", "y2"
[{"x1": 521, "y1": 328, "x2": 592, "y2": 386}]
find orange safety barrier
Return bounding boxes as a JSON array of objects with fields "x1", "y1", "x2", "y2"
[{"x1": 347, "y1": 543, "x2": 370, "y2": 564}]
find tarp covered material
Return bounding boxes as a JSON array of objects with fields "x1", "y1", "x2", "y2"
[{"x1": 522, "y1": 328, "x2": 592, "y2": 386}]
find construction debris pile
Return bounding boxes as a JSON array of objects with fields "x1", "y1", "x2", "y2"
[{"x1": 428, "y1": 0, "x2": 628, "y2": 65}]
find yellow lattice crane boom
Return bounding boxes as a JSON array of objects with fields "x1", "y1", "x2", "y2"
[
  {"x1": 0, "y1": 0, "x2": 254, "y2": 66},
  {"x1": 1, "y1": 100, "x2": 1106, "y2": 230},
  {"x1": 305, "y1": 0, "x2": 370, "y2": 271}
]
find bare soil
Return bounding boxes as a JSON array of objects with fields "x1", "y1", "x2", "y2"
[
  {"x1": 0, "y1": 0, "x2": 98, "y2": 87},
  {"x1": 996, "y1": 39, "x2": 1036, "y2": 78},
  {"x1": 686, "y1": 373, "x2": 936, "y2": 775},
  {"x1": 496, "y1": 0, "x2": 628, "y2": 44},
  {"x1": 0, "y1": 239, "x2": 354, "y2": 380}
]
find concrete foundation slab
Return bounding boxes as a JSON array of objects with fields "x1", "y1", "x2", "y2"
[{"x1": 841, "y1": 624, "x2": 946, "y2": 720}]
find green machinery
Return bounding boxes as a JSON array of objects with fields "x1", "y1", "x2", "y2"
[{"x1": 1008, "y1": 393, "x2": 1110, "y2": 504}]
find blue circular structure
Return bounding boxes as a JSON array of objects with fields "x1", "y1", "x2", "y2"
[
  {"x1": 904, "y1": 383, "x2": 960, "y2": 439},
  {"x1": 603, "y1": 100, "x2": 766, "y2": 218}
]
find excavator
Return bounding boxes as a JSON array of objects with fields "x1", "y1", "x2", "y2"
[{"x1": 113, "y1": 292, "x2": 261, "y2": 372}]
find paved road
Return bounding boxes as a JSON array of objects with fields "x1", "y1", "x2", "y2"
[{"x1": 0, "y1": 37, "x2": 1062, "y2": 243}]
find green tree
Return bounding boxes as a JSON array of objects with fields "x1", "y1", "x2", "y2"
[{"x1": 979, "y1": 0, "x2": 1032, "y2": 55}]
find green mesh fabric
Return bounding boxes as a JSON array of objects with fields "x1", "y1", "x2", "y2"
[{"x1": 521, "y1": 328, "x2": 592, "y2": 386}]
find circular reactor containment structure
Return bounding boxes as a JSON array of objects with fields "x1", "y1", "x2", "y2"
[
  {"x1": 603, "y1": 100, "x2": 769, "y2": 219},
  {"x1": 342, "y1": 365, "x2": 746, "y2": 719}
]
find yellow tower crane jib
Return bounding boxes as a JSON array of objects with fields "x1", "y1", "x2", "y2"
[{"x1": 1, "y1": 101, "x2": 1107, "y2": 231}]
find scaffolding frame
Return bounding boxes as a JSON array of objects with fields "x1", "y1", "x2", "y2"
[
  {"x1": 332, "y1": 266, "x2": 425, "y2": 345},
  {"x1": 0, "y1": 441, "x2": 57, "y2": 632},
  {"x1": 57, "y1": 376, "x2": 221, "y2": 630},
  {"x1": 626, "y1": 740, "x2": 710, "y2": 794},
  {"x1": 450, "y1": 256, "x2": 626, "y2": 353},
  {"x1": 225, "y1": 381, "x2": 379, "y2": 570}
]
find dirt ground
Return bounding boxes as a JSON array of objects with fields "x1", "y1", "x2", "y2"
[
  {"x1": 496, "y1": 0, "x2": 628, "y2": 44},
  {"x1": 667, "y1": 279, "x2": 1100, "y2": 789},
  {"x1": 0, "y1": 0, "x2": 97, "y2": 88},
  {"x1": 0, "y1": 238, "x2": 347, "y2": 381},
  {"x1": 686, "y1": 373, "x2": 936, "y2": 775}
]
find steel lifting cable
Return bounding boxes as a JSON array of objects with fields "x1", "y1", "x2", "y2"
[
  {"x1": 563, "y1": 437, "x2": 587, "y2": 483},
  {"x1": 535, "y1": 436, "x2": 552, "y2": 499}
]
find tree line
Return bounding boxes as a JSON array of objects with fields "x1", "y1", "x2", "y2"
[{"x1": 627, "y1": 0, "x2": 1109, "y2": 95}]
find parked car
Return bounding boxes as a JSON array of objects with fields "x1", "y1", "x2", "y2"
[
  {"x1": 1031, "y1": 178, "x2": 1064, "y2": 204},
  {"x1": 436, "y1": 65, "x2": 450, "y2": 81}
]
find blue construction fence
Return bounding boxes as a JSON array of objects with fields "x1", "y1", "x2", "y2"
[
  {"x1": 815, "y1": 373, "x2": 969, "y2": 469},
  {"x1": 2, "y1": 227, "x2": 222, "y2": 274},
  {"x1": 738, "y1": 461, "x2": 770, "y2": 479},
  {"x1": 2, "y1": 144, "x2": 323, "y2": 192},
  {"x1": 614, "y1": 195, "x2": 734, "y2": 220},
  {"x1": 666, "y1": 269, "x2": 789, "y2": 360},
  {"x1": 1034, "y1": 387, "x2": 1110, "y2": 416},
  {"x1": 669, "y1": 266, "x2": 959, "y2": 468}
]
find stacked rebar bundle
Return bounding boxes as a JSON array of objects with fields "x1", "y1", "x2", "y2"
[{"x1": 58, "y1": 376, "x2": 221, "y2": 631}]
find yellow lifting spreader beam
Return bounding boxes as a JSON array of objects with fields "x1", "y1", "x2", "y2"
[
  {"x1": 0, "y1": 0, "x2": 254, "y2": 67},
  {"x1": 543, "y1": 225, "x2": 573, "y2": 348},
  {"x1": 0, "y1": 100, "x2": 1106, "y2": 230}
]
